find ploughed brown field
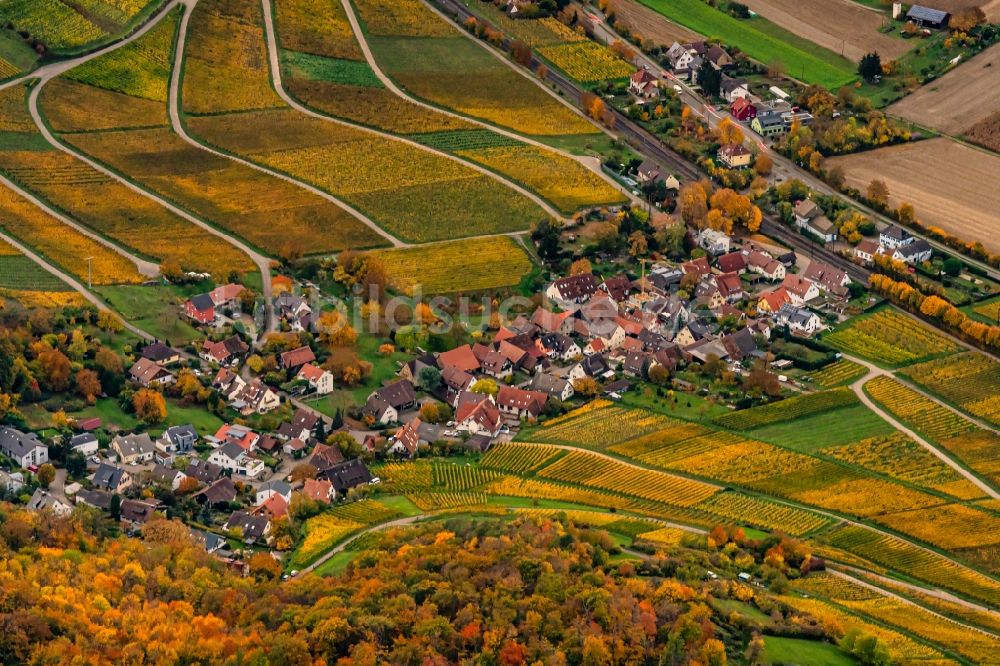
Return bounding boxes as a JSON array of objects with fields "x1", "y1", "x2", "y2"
[
  {"x1": 741, "y1": 0, "x2": 910, "y2": 62},
  {"x1": 607, "y1": 0, "x2": 698, "y2": 46},
  {"x1": 828, "y1": 138, "x2": 1000, "y2": 253},
  {"x1": 916, "y1": 0, "x2": 1000, "y2": 21},
  {"x1": 889, "y1": 43, "x2": 1000, "y2": 152}
]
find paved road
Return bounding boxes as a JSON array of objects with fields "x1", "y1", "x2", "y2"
[
  {"x1": 844, "y1": 353, "x2": 1000, "y2": 499},
  {"x1": 0, "y1": 171, "x2": 159, "y2": 278},
  {"x1": 260, "y1": 0, "x2": 570, "y2": 226},
  {"x1": 301, "y1": 514, "x2": 425, "y2": 573},
  {"x1": 0, "y1": 231, "x2": 155, "y2": 341}
]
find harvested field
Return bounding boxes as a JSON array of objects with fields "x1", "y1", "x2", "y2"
[
  {"x1": 740, "y1": 0, "x2": 909, "y2": 62},
  {"x1": 828, "y1": 138, "x2": 1000, "y2": 253},
  {"x1": 889, "y1": 43, "x2": 1000, "y2": 141},
  {"x1": 606, "y1": 0, "x2": 697, "y2": 46}
]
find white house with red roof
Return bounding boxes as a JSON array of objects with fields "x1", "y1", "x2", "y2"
[
  {"x1": 296, "y1": 363, "x2": 333, "y2": 395},
  {"x1": 213, "y1": 424, "x2": 260, "y2": 451},
  {"x1": 628, "y1": 68, "x2": 660, "y2": 99}
]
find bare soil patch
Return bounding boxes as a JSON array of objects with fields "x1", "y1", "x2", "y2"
[
  {"x1": 741, "y1": 0, "x2": 910, "y2": 62},
  {"x1": 828, "y1": 138, "x2": 1000, "y2": 253},
  {"x1": 607, "y1": 0, "x2": 698, "y2": 46},
  {"x1": 889, "y1": 43, "x2": 1000, "y2": 139}
]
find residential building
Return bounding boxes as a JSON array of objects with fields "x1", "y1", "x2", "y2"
[
  {"x1": 364, "y1": 380, "x2": 417, "y2": 425},
  {"x1": 0, "y1": 427, "x2": 48, "y2": 469},
  {"x1": 635, "y1": 158, "x2": 660, "y2": 185},
  {"x1": 751, "y1": 110, "x2": 785, "y2": 137},
  {"x1": 119, "y1": 499, "x2": 161, "y2": 531},
  {"x1": 803, "y1": 261, "x2": 851, "y2": 298},
  {"x1": 296, "y1": 363, "x2": 334, "y2": 394},
  {"x1": 776, "y1": 304, "x2": 823, "y2": 336},
  {"x1": 717, "y1": 251, "x2": 746, "y2": 274},
  {"x1": 225, "y1": 510, "x2": 271, "y2": 544},
  {"x1": 681, "y1": 256, "x2": 711, "y2": 276},
  {"x1": 200, "y1": 335, "x2": 249, "y2": 366},
  {"x1": 628, "y1": 68, "x2": 659, "y2": 99},
  {"x1": 437, "y1": 344, "x2": 482, "y2": 374},
  {"x1": 27, "y1": 489, "x2": 71, "y2": 515},
  {"x1": 184, "y1": 459, "x2": 224, "y2": 485},
  {"x1": 717, "y1": 143, "x2": 751, "y2": 169},
  {"x1": 302, "y1": 478, "x2": 334, "y2": 504},
  {"x1": 183, "y1": 293, "x2": 215, "y2": 325},
  {"x1": 719, "y1": 75, "x2": 750, "y2": 102},
  {"x1": 757, "y1": 287, "x2": 791, "y2": 314},
  {"x1": 698, "y1": 228, "x2": 732, "y2": 255},
  {"x1": 529, "y1": 372, "x2": 574, "y2": 401},
  {"x1": 140, "y1": 341, "x2": 182, "y2": 366},
  {"x1": 150, "y1": 464, "x2": 186, "y2": 491},
  {"x1": 546, "y1": 273, "x2": 599, "y2": 305},
  {"x1": 194, "y1": 478, "x2": 238, "y2": 505},
  {"x1": 208, "y1": 441, "x2": 266, "y2": 478},
  {"x1": 92, "y1": 463, "x2": 132, "y2": 493},
  {"x1": 721, "y1": 327, "x2": 757, "y2": 362},
  {"x1": 319, "y1": 458, "x2": 373, "y2": 495},
  {"x1": 880, "y1": 224, "x2": 914, "y2": 249},
  {"x1": 456, "y1": 397, "x2": 503, "y2": 438},
  {"x1": 730, "y1": 97, "x2": 756, "y2": 121},
  {"x1": 496, "y1": 386, "x2": 547, "y2": 421},
  {"x1": 746, "y1": 251, "x2": 786, "y2": 281},
  {"x1": 229, "y1": 379, "x2": 280, "y2": 415},
  {"x1": 128, "y1": 357, "x2": 175, "y2": 388},
  {"x1": 69, "y1": 433, "x2": 99, "y2": 456},
  {"x1": 389, "y1": 418, "x2": 425, "y2": 458},
  {"x1": 213, "y1": 424, "x2": 259, "y2": 451},
  {"x1": 854, "y1": 238, "x2": 883, "y2": 265},
  {"x1": 111, "y1": 433, "x2": 155, "y2": 464},
  {"x1": 892, "y1": 239, "x2": 933, "y2": 264},
  {"x1": 781, "y1": 275, "x2": 820, "y2": 305},
  {"x1": 715, "y1": 272, "x2": 745, "y2": 303},
  {"x1": 0, "y1": 470, "x2": 24, "y2": 496},
  {"x1": 279, "y1": 345, "x2": 316, "y2": 371},
  {"x1": 160, "y1": 424, "x2": 198, "y2": 454}
]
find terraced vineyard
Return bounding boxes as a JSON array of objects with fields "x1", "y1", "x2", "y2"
[
  {"x1": 0, "y1": 0, "x2": 160, "y2": 53},
  {"x1": 532, "y1": 403, "x2": 681, "y2": 448},
  {"x1": 713, "y1": 387, "x2": 858, "y2": 430},
  {"x1": 480, "y1": 444, "x2": 562, "y2": 473},
  {"x1": 536, "y1": 450, "x2": 720, "y2": 507},
  {"x1": 826, "y1": 524, "x2": 1000, "y2": 607},
  {"x1": 694, "y1": 492, "x2": 832, "y2": 536},
  {"x1": 369, "y1": 237, "x2": 533, "y2": 294},
  {"x1": 0, "y1": 241, "x2": 74, "y2": 292},
  {"x1": 810, "y1": 358, "x2": 867, "y2": 388},
  {"x1": 823, "y1": 308, "x2": 961, "y2": 367},
  {"x1": 536, "y1": 41, "x2": 634, "y2": 82},
  {"x1": 431, "y1": 462, "x2": 501, "y2": 490},
  {"x1": 902, "y1": 352, "x2": 1000, "y2": 428}
]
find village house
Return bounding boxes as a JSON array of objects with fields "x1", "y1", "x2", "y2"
[
  {"x1": 681, "y1": 256, "x2": 712, "y2": 276},
  {"x1": 757, "y1": 286, "x2": 791, "y2": 314},
  {"x1": 150, "y1": 464, "x2": 186, "y2": 491},
  {"x1": 295, "y1": 363, "x2": 334, "y2": 395},
  {"x1": 635, "y1": 159, "x2": 660, "y2": 185},
  {"x1": 480, "y1": 349, "x2": 513, "y2": 379},
  {"x1": 674, "y1": 320, "x2": 712, "y2": 347},
  {"x1": 0, "y1": 427, "x2": 48, "y2": 469},
  {"x1": 694, "y1": 280, "x2": 725, "y2": 310},
  {"x1": 279, "y1": 346, "x2": 316, "y2": 372},
  {"x1": 546, "y1": 273, "x2": 599, "y2": 306},
  {"x1": 200, "y1": 335, "x2": 249, "y2": 366},
  {"x1": 721, "y1": 327, "x2": 758, "y2": 362},
  {"x1": 698, "y1": 228, "x2": 732, "y2": 255},
  {"x1": 69, "y1": 433, "x2": 99, "y2": 456},
  {"x1": 213, "y1": 424, "x2": 259, "y2": 451},
  {"x1": 496, "y1": 386, "x2": 547, "y2": 421},
  {"x1": 730, "y1": 97, "x2": 756, "y2": 121},
  {"x1": 158, "y1": 424, "x2": 198, "y2": 457},
  {"x1": 717, "y1": 143, "x2": 751, "y2": 169},
  {"x1": 225, "y1": 510, "x2": 271, "y2": 545},
  {"x1": 185, "y1": 459, "x2": 224, "y2": 485},
  {"x1": 111, "y1": 432, "x2": 156, "y2": 465},
  {"x1": 194, "y1": 477, "x2": 238, "y2": 506},
  {"x1": 715, "y1": 272, "x2": 745, "y2": 303},
  {"x1": 441, "y1": 365, "x2": 475, "y2": 406},
  {"x1": 538, "y1": 332, "x2": 581, "y2": 361},
  {"x1": 599, "y1": 275, "x2": 634, "y2": 303},
  {"x1": 274, "y1": 292, "x2": 313, "y2": 331},
  {"x1": 568, "y1": 353, "x2": 612, "y2": 383},
  {"x1": 455, "y1": 394, "x2": 503, "y2": 438},
  {"x1": 746, "y1": 251, "x2": 786, "y2": 281},
  {"x1": 880, "y1": 224, "x2": 914, "y2": 250},
  {"x1": 183, "y1": 293, "x2": 216, "y2": 325},
  {"x1": 906, "y1": 4, "x2": 950, "y2": 28},
  {"x1": 751, "y1": 110, "x2": 785, "y2": 138},
  {"x1": 209, "y1": 283, "x2": 244, "y2": 310},
  {"x1": 231, "y1": 379, "x2": 281, "y2": 415},
  {"x1": 776, "y1": 304, "x2": 823, "y2": 336},
  {"x1": 140, "y1": 341, "x2": 182, "y2": 366},
  {"x1": 628, "y1": 68, "x2": 659, "y2": 99},
  {"x1": 364, "y1": 380, "x2": 417, "y2": 425},
  {"x1": 302, "y1": 478, "x2": 335, "y2": 504},
  {"x1": 892, "y1": 239, "x2": 933, "y2": 265},
  {"x1": 437, "y1": 344, "x2": 481, "y2": 374},
  {"x1": 120, "y1": 499, "x2": 161, "y2": 532},
  {"x1": 254, "y1": 493, "x2": 288, "y2": 521},
  {"x1": 720, "y1": 75, "x2": 750, "y2": 103},
  {"x1": 528, "y1": 372, "x2": 574, "y2": 401},
  {"x1": 128, "y1": 357, "x2": 175, "y2": 388},
  {"x1": 92, "y1": 462, "x2": 132, "y2": 493},
  {"x1": 781, "y1": 275, "x2": 820, "y2": 305},
  {"x1": 389, "y1": 418, "x2": 426, "y2": 458},
  {"x1": 717, "y1": 251, "x2": 746, "y2": 274},
  {"x1": 321, "y1": 458, "x2": 373, "y2": 495},
  {"x1": 854, "y1": 238, "x2": 883, "y2": 265},
  {"x1": 803, "y1": 261, "x2": 851, "y2": 298},
  {"x1": 208, "y1": 441, "x2": 266, "y2": 478},
  {"x1": 793, "y1": 200, "x2": 837, "y2": 243},
  {"x1": 665, "y1": 41, "x2": 703, "y2": 78},
  {"x1": 27, "y1": 489, "x2": 71, "y2": 516}
]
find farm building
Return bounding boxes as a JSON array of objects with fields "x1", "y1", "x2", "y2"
[{"x1": 906, "y1": 5, "x2": 950, "y2": 28}]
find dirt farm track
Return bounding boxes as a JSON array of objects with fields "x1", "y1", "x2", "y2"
[
  {"x1": 889, "y1": 43, "x2": 1000, "y2": 141},
  {"x1": 828, "y1": 138, "x2": 1000, "y2": 253},
  {"x1": 741, "y1": 0, "x2": 911, "y2": 62}
]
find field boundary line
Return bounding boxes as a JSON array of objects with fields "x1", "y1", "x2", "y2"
[
  {"x1": 826, "y1": 568, "x2": 1000, "y2": 639},
  {"x1": 338, "y1": 0, "x2": 637, "y2": 205},
  {"x1": 0, "y1": 171, "x2": 158, "y2": 278},
  {"x1": 258, "y1": 0, "x2": 571, "y2": 226},
  {"x1": 0, "y1": 230, "x2": 156, "y2": 341},
  {"x1": 849, "y1": 359, "x2": 1000, "y2": 499},
  {"x1": 27, "y1": 14, "x2": 278, "y2": 337}
]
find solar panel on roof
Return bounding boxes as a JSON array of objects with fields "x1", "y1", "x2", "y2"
[{"x1": 907, "y1": 5, "x2": 948, "y2": 22}]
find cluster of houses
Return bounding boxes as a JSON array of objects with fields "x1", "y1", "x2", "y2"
[
  {"x1": 854, "y1": 224, "x2": 933, "y2": 266},
  {"x1": 364, "y1": 233, "x2": 855, "y2": 458}
]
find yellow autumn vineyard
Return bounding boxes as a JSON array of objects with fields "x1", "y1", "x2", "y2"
[
  {"x1": 537, "y1": 41, "x2": 635, "y2": 82},
  {"x1": 902, "y1": 352, "x2": 1000, "y2": 427}
]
